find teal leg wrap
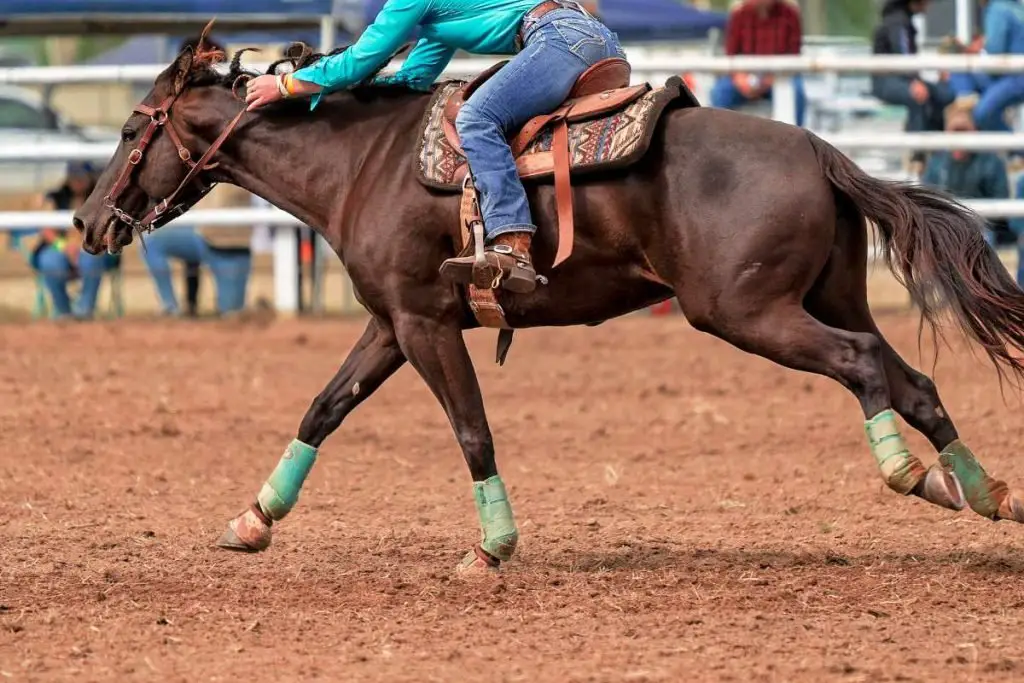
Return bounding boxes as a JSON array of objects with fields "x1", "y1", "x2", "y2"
[
  {"x1": 473, "y1": 476, "x2": 519, "y2": 562},
  {"x1": 865, "y1": 410, "x2": 925, "y2": 495},
  {"x1": 256, "y1": 439, "x2": 318, "y2": 521},
  {"x1": 939, "y1": 440, "x2": 1003, "y2": 519}
]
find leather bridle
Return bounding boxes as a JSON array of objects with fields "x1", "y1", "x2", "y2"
[{"x1": 103, "y1": 78, "x2": 249, "y2": 235}]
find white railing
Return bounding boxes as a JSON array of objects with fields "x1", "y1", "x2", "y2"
[
  {"x1": 3, "y1": 199, "x2": 1021, "y2": 230},
  {"x1": 5, "y1": 53, "x2": 1024, "y2": 85},
  {"x1": 0, "y1": 208, "x2": 308, "y2": 313},
  {"x1": 6, "y1": 52, "x2": 1024, "y2": 313},
  {"x1": 4, "y1": 51, "x2": 1024, "y2": 135},
  {"x1": 6, "y1": 132, "x2": 1024, "y2": 164}
]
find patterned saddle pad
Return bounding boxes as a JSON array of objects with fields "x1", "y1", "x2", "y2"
[{"x1": 416, "y1": 76, "x2": 696, "y2": 192}]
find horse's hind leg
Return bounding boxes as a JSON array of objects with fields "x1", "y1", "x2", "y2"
[
  {"x1": 691, "y1": 291, "x2": 945, "y2": 496},
  {"x1": 217, "y1": 318, "x2": 406, "y2": 551},
  {"x1": 805, "y1": 257, "x2": 966, "y2": 512},
  {"x1": 806, "y1": 233, "x2": 1024, "y2": 522}
]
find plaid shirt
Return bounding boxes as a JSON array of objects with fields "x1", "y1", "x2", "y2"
[{"x1": 725, "y1": 1, "x2": 802, "y2": 56}]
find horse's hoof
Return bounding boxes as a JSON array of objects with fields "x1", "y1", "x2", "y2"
[
  {"x1": 215, "y1": 506, "x2": 272, "y2": 552},
  {"x1": 455, "y1": 546, "x2": 501, "y2": 576},
  {"x1": 915, "y1": 463, "x2": 966, "y2": 512},
  {"x1": 998, "y1": 491, "x2": 1024, "y2": 523}
]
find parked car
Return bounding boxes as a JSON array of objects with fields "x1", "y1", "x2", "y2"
[{"x1": 0, "y1": 84, "x2": 118, "y2": 195}]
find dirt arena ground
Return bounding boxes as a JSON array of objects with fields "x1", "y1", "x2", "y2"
[{"x1": 3, "y1": 309, "x2": 1024, "y2": 682}]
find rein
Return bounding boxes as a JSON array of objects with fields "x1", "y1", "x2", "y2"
[{"x1": 103, "y1": 76, "x2": 251, "y2": 235}]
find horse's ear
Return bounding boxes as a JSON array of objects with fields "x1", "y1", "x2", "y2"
[{"x1": 172, "y1": 48, "x2": 195, "y2": 94}]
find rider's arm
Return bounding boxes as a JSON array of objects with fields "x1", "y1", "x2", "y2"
[
  {"x1": 290, "y1": 0, "x2": 429, "y2": 109},
  {"x1": 373, "y1": 38, "x2": 455, "y2": 90}
]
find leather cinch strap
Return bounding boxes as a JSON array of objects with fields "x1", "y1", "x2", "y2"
[{"x1": 551, "y1": 119, "x2": 574, "y2": 268}]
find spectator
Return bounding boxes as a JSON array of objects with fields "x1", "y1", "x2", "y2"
[
  {"x1": 141, "y1": 226, "x2": 252, "y2": 317},
  {"x1": 711, "y1": 0, "x2": 806, "y2": 127},
  {"x1": 948, "y1": 0, "x2": 1024, "y2": 150},
  {"x1": 27, "y1": 162, "x2": 120, "y2": 320},
  {"x1": 921, "y1": 102, "x2": 1010, "y2": 248},
  {"x1": 871, "y1": 0, "x2": 956, "y2": 173}
]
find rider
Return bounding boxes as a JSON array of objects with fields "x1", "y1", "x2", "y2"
[{"x1": 244, "y1": 0, "x2": 625, "y2": 294}]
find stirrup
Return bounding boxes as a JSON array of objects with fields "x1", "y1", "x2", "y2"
[
  {"x1": 492, "y1": 249, "x2": 536, "y2": 294},
  {"x1": 440, "y1": 250, "x2": 540, "y2": 293}
]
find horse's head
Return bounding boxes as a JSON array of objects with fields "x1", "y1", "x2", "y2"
[{"x1": 74, "y1": 21, "x2": 238, "y2": 254}]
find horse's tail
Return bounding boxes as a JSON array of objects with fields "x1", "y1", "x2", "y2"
[{"x1": 805, "y1": 130, "x2": 1024, "y2": 384}]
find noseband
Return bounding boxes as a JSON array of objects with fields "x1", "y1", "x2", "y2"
[{"x1": 103, "y1": 79, "x2": 249, "y2": 234}]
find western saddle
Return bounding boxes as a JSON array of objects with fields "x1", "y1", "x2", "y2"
[
  {"x1": 440, "y1": 57, "x2": 645, "y2": 262},
  {"x1": 436, "y1": 56, "x2": 649, "y2": 363}
]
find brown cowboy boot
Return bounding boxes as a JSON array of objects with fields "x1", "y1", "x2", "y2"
[{"x1": 440, "y1": 231, "x2": 538, "y2": 294}]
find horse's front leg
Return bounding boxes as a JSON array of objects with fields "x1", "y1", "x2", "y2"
[
  {"x1": 393, "y1": 312, "x2": 518, "y2": 573},
  {"x1": 217, "y1": 317, "x2": 406, "y2": 551}
]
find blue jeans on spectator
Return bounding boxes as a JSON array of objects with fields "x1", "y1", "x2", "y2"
[
  {"x1": 948, "y1": 72, "x2": 1024, "y2": 133},
  {"x1": 710, "y1": 74, "x2": 807, "y2": 127},
  {"x1": 455, "y1": 8, "x2": 625, "y2": 240},
  {"x1": 34, "y1": 246, "x2": 119, "y2": 319},
  {"x1": 142, "y1": 226, "x2": 251, "y2": 315}
]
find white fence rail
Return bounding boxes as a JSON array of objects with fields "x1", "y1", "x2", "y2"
[
  {"x1": 3, "y1": 199, "x2": 1021, "y2": 232},
  {"x1": 0, "y1": 207, "x2": 301, "y2": 229},
  {"x1": 5, "y1": 53, "x2": 1024, "y2": 85},
  {"x1": 7, "y1": 132, "x2": 1024, "y2": 164},
  {"x1": 6, "y1": 53, "x2": 1024, "y2": 312},
  {"x1": 0, "y1": 208, "x2": 308, "y2": 313}
]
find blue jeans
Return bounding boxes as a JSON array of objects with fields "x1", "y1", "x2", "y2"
[
  {"x1": 711, "y1": 74, "x2": 807, "y2": 127},
  {"x1": 948, "y1": 72, "x2": 1024, "y2": 133},
  {"x1": 142, "y1": 226, "x2": 251, "y2": 314},
  {"x1": 455, "y1": 8, "x2": 625, "y2": 240},
  {"x1": 34, "y1": 246, "x2": 119, "y2": 319}
]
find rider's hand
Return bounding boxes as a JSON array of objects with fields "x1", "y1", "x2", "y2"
[{"x1": 246, "y1": 75, "x2": 284, "y2": 111}]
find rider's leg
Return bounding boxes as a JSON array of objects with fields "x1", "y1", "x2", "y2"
[{"x1": 441, "y1": 9, "x2": 625, "y2": 293}]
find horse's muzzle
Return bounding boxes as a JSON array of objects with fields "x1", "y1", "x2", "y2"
[{"x1": 73, "y1": 216, "x2": 104, "y2": 255}]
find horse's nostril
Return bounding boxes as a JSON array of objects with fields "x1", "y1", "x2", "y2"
[{"x1": 72, "y1": 217, "x2": 86, "y2": 235}]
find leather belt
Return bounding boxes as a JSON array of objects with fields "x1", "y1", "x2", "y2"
[{"x1": 515, "y1": 0, "x2": 586, "y2": 52}]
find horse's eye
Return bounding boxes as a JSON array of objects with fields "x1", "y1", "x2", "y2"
[{"x1": 121, "y1": 128, "x2": 136, "y2": 143}]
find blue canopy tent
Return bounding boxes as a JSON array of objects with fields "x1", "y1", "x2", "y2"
[
  {"x1": 0, "y1": 1, "x2": 358, "y2": 37},
  {"x1": 599, "y1": 0, "x2": 726, "y2": 41},
  {"x1": 2, "y1": 1, "x2": 726, "y2": 42}
]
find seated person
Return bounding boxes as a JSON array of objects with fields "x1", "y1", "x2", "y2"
[
  {"x1": 947, "y1": 0, "x2": 1024, "y2": 137},
  {"x1": 711, "y1": 0, "x2": 806, "y2": 127},
  {"x1": 27, "y1": 162, "x2": 120, "y2": 320},
  {"x1": 871, "y1": 0, "x2": 955, "y2": 171},
  {"x1": 141, "y1": 224, "x2": 252, "y2": 317},
  {"x1": 921, "y1": 103, "x2": 1010, "y2": 248}
]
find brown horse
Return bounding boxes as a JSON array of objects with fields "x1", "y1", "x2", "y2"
[{"x1": 74, "y1": 41, "x2": 1024, "y2": 571}]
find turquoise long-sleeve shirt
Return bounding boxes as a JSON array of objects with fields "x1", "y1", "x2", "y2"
[{"x1": 292, "y1": 0, "x2": 541, "y2": 108}]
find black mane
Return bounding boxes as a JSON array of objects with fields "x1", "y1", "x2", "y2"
[{"x1": 189, "y1": 41, "x2": 432, "y2": 100}]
